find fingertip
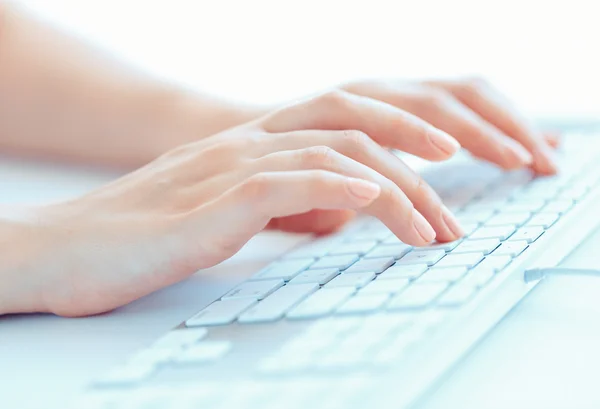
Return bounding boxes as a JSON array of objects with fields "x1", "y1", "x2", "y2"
[
  {"x1": 346, "y1": 178, "x2": 381, "y2": 207},
  {"x1": 531, "y1": 146, "x2": 559, "y2": 175},
  {"x1": 412, "y1": 209, "x2": 436, "y2": 244},
  {"x1": 544, "y1": 131, "x2": 562, "y2": 149},
  {"x1": 429, "y1": 128, "x2": 462, "y2": 157},
  {"x1": 441, "y1": 205, "x2": 464, "y2": 238},
  {"x1": 506, "y1": 140, "x2": 534, "y2": 166}
]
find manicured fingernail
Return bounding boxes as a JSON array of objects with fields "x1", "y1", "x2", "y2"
[
  {"x1": 412, "y1": 209, "x2": 436, "y2": 243},
  {"x1": 429, "y1": 129, "x2": 461, "y2": 155},
  {"x1": 442, "y1": 205, "x2": 464, "y2": 238},
  {"x1": 347, "y1": 178, "x2": 381, "y2": 204},
  {"x1": 533, "y1": 145, "x2": 559, "y2": 175},
  {"x1": 506, "y1": 141, "x2": 533, "y2": 165}
]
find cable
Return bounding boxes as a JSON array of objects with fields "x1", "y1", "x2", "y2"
[{"x1": 524, "y1": 268, "x2": 600, "y2": 283}]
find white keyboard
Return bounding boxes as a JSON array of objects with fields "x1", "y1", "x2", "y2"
[{"x1": 71, "y1": 132, "x2": 600, "y2": 409}]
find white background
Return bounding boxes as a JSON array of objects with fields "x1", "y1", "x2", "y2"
[
  {"x1": 14, "y1": 0, "x2": 600, "y2": 118},
  {"x1": 5, "y1": 2, "x2": 600, "y2": 409}
]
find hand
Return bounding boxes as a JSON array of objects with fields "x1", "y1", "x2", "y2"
[
  {"x1": 342, "y1": 77, "x2": 559, "y2": 174},
  {"x1": 21, "y1": 90, "x2": 464, "y2": 316}
]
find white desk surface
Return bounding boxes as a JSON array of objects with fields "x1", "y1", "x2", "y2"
[{"x1": 4, "y1": 155, "x2": 600, "y2": 409}]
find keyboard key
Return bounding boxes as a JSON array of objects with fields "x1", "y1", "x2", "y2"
[
  {"x1": 419, "y1": 267, "x2": 467, "y2": 283},
  {"x1": 541, "y1": 200, "x2": 573, "y2": 214},
  {"x1": 453, "y1": 239, "x2": 500, "y2": 255},
  {"x1": 287, "y1": 288, "x2": 356, "y2": 319},
  {"x1": 461, "y1": 269, "x2": 494, "y2": 287},
  {"x1": 516, "y1": 187, "x2": 557, "y2": 200},
  {"x1": 526, "y1": 213, "x2": 559, "y2": 228},
  {"x1": 251, "y1": 259, "x2": 314, "y2": 281},
  {"x1": 508, "y1": 226, "x2": 544, "y2": 243},
  {"x1": 238, "y1": 284, "x2": 319, "y2": 323},
  {"x1": 491, "y1": 240, "x2": 528, "y2": 257},
  {"x1": 380, "y1": 264, "x2": 428, "y2": 279},
  {"x1": 288, "y1": 268, "x2": 339, "y2": 285},
  {"x1": 186, "y1": 298, "x2": 257, "y2": 326},
  {"x1": 486, "y1": 212, "x2": 531, "y2": 227},
  {"x1": 395, "y1": 250, "x2": 445, "y2": 266},
  {"x1": 336, "y1": 294, "x2": 390, "y2": 315},
  {"x1": 328, "y1": 241, "x2": 377, "y2": 256},
  {"x1": 462, "y1": 223, "x2": 481, "y2": 236},
  {"x1": 325, "y1": 272, "x2": 375, "y2": 289},
  {"x1": 387, "y1": 283, "x2": 448, "y2": 310},
  {"x1": 559, "y1": 186, "x2": 588, "y2": 200},
  {"x1": 343, "y1": 257, "x2": 395, "y2": 274},
  {"x1": 382, "y1": 235, "x2": 408, "y2": 245},
  {"x1": 310, "y1": 255, "x2": 359, "y2": 270},
  {"x1": 283, "y1": 239, "x2": 334, "y2": 259},
  {"x1": 174, "y1": 341, "x2": 232, "y2": 364},
  {"x1": 152, "y1": 329, "x2": 208, "y2": 349},
  {"x1": 345, "y1": 229, "x2": 391, "y2": 241},
  {"x1": 128, "y1": 348, "x2": 175, "y2": 366},
  {"x1": 469, "y1": 226, "x2": 515, "y2": 240},
  {"x1": 222, "y1": 280, "x2": 284, "y2": 300},
  {"x1": 456, "y1": 209, "x2": 496, "y2": 225},
  {"x1": 434, "y1": 253, "x2": 483, "y2": 268},
  {"x1": 364, "y1": 243, "x2": 412, "y2": 259},
  {"x1": 463, "y1": 197, "x2": 508, "y2": 211},
  {"x1": 474, "y1": 255, "x2": 512, "y2": 272},
  {"x1": 420, "y1": 240, "x2": 462, "y2": 252},
  {"x1": 437, "y1": 283, "x2": 477, "y2": 307},
  {"x1": 502, "y1": 200, "x2": 545, "y2": 213},
  {"x1": 359, "y1": 278, "x2": 410, "y2": 295}
]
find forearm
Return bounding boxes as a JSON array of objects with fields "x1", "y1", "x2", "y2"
[{"x1": 0, "y1": 4, "x2": 266, "y2": 168}]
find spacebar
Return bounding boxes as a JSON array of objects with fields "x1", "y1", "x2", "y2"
[{"x1": 238, "y1": 284, "x2": 319, "y2": 323}]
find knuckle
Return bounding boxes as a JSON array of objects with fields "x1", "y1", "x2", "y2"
[
  {"x1": 239, "y1": 173, "x2": 271, "y2": 202},
  {"x1": 380, "y1": 183, "x2": 414, "y2": 218},
  {"x1": 420, "y1": 88, "x2": 452, "y2": 109},
  {"x1": 456, "y1": 77, "x2": 488, "y2": 99},
  {"x1": 318, "y1": 89, "x2": 350, "y2": 108},
  {"x1": 341, "y1": 129, "x2": 371, "y2": 152},
  {"x1": 301, "y1": 146, "x2": 338, "y2": 169},
  {"x1": 413, "y1": 175, "x2": 442, "y2": 206}
]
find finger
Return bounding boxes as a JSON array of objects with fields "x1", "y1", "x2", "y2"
[
  {"x1": 415, "y1": 90, "x2": 536, "y2": 170},
  {"x1": 339, "y1": 82, "x2": 533, "y2": 171},
  {"x1": 267, "y1": 209, "x2": 356, "y2": 234},
  {"x1": 194, "y1": 171, "x2": 386, "y2": 254},
  {"x1": 544, "y1": 131, "x2": 561, "y2": 148},
  {"x1": 429, "y1": 79, "x2": 558, "y2": 175},
  {"x1": 262, "y1": 90, "x2": 461, "y2": 161},
  {"x1": 196, "y1": 144, "x2": 440, "y2": 244},
  {"x1": 252, "y1": 133, "x2": 463, "y2": 243}
]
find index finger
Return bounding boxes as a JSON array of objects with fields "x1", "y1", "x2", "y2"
[{"x1": 261, "y1": 90, "x2": 461, "y2": 162}]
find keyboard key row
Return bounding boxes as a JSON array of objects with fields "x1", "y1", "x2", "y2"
[
  {"x1": 287, "y1": 288, "x2": 356, "y2": 319},
  {"x1": 395, "y1": 250, "x2": 445, "y2": 266},
  {"x1": 387, "y1": 283, "x2": 448, "y2": 310},
  {"x1": 344, "y1": 257, "x2": 395, "y2": 274},
  {"x1": 238, "y1": 284, "x2": 318, "y2": 323}
]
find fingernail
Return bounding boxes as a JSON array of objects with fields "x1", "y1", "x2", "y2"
[
  {"x1": 506, "y1": 141, "x2": 533, "y2": 166},
  {"x1": 429, "y1": 129, "x2": 461, "y2": 155},
  {"x1": 442, "y1": 205, "x2": 464, "y2": 238},
  {"x1": 412, "y1": 209, "x2": 436, "y2": 243},
  {"x1": 533, "y1": 145, "x2": 559, "y2": 175},
  {"x1": 347, "y1": 178, "x2": 381, "y2": 204}
]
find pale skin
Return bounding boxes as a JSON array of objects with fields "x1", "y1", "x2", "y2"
[{"x1": 0, "y1": 3, "x2": 560, "y2": 317}]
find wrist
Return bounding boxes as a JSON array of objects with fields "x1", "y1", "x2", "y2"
[
  {"x1": 0, "y1": 206, "x2": 53, "y2": 314},
  {"x1": 146, "y1": 88, "x2": 270, "y2": 159}
]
